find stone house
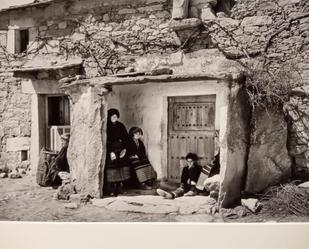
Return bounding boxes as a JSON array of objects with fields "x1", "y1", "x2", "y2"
[{"x1": 0, "y1": 0, "x2": 308, "y2": 207}]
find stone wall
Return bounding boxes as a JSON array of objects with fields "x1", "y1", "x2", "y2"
[
  {"x1": 205, "y1": 0, "x2": 309, "y2": 81},
  {"x1": 203, "y1": 0, "x2": 309, "y2": 192},
  {"x1": 0, "y1": 70, "x2": 31, "y2": 171},
  {"x1": 285, "y1": 86, "x2": 309, "y2": 180}
]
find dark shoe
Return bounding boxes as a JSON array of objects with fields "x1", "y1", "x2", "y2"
[
  {"x1": 156, "y1": 188, "x2": 174, "y2": 199},
  {"x1": 140, "y1": 183, "x2": 152, "y2": 190}
]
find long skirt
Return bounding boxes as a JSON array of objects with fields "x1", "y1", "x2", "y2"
[
  {"x1": 105, "y1": 158, "x2": 131, "y2": 183},
  {"x1": 131, "y1": 158, "x2": 156, "y2": 183}
]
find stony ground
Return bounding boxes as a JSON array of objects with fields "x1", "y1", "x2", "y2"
[{"x1": 0, "y1": 175, "x2": 308, "y2": 223}]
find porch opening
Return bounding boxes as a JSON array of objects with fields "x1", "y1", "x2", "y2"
[{"x1": 105, "y1": 81, "x2": 226, "y2": 198}]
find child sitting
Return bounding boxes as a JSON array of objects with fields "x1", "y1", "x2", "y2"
[{"x1": 156, "y1": 153, "x2": 202, "y2": 199}]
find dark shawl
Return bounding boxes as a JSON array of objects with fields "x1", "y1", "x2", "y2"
[
  {"x1": 127, "y1": 138, "x2": 147, "y2": 160},
  {"x1": 106, "y1": 120, "x2": 129, "y2": 154},
  {"x1": 48, "y1": 145, "x2": 69, "y2": 185}
]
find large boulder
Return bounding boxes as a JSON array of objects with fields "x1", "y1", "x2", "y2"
[
  {"x1": 245, "y1": 108, "x2": 292, "y2": 193},
  {"x1": 64, "y1": 85, "x2": 108, "y2": 197}
]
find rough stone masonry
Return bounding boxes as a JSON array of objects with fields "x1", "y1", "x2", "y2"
[{"x1": 0, "y1": 0, "x2": 308, "y2": 206}]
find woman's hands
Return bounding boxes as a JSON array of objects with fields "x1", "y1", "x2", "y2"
[
  {"x1": 110, "y1": 152, "x2": 116, "y2": 160},
  {"x1": 119, "y1": 149, "x2": 126, "y2": 158},
  {"x1": 110, "y1": 149, "x2": 127, "y2": 160}
]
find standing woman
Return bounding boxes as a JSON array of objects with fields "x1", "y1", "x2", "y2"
[
  {"x1": 104, "y1": 108, "x2": 131, "y2": 196},
  {"x1": 127, "y1": 127, "x2": 156, "y2": 190}
]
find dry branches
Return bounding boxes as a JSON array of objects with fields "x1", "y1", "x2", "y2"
[{"x1": 260, "y1": 184, "x2": 309, "y2": 216}]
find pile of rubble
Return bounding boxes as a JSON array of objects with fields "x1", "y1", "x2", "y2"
[{"x1": 0, "y1": 160, "x2": 30, "y2": 179}]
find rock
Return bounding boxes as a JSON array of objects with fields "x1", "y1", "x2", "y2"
[
  {"x1": 204, "y1": 174, "x2": 220, "y2": 193},
  {"x1": 220, "y1": 208, "x2": 238, "y2": 219},
  {"x1": 64, "y1": 203, "x2": 79, "y2": 209},
  {"x1": 91, "y1": 198, "x2": 116, "y2": 207},
  {"x1": 69, "y1": 194, "x2": 82, "y2": 203},
  {"x1": 241, "y1": 198, "x2": 261, "y2": 213},
  {"x1": 298, "y1": 181, "x2": 309, "y2": 188},
  {"x1": 234, "y1": 206, "x2": 247, "y2": 217},
  {"x1": 0, "y1": 173, "x2": 8, "y2": 178},
  {"x1": 19, "y1": 160, "x2": 30, "y2": 169},
  {"x1": 241, "y1": 16, "x2": 272, "y2": 26},
  {"x1": 147, "y1": 67, "x2": 173, "y2": 76},
  {"x1": 6, "y1": 137, "x2": 30, "y2": 152},
  {"x1": 216, "y1": 12, "x2": 228, "y2": 18},
  {"x1": 169, "y1": 18, "x2": 202, "y2": 31},
  {"x1": 209, "y1": 190, "x2": 218, "y2": 200},
  {"x1": 93, "y1": 195, "x2": 215, "y2": 215},
  {"x1": 67, "y1": 86, "x2": 106, "y2": 197},
  {"x1": 279, "y1": 0, "x2": 301, "y2": 6},
  {"x1": 8, "y1": 172, "x2": 22, "y2": 179},
  {"x1": 124, "y1": 67, "x2": 135, "y2": 73},
  {"x1": 56, "y1": 182, "x2": 77, "y2": 200},
  {"x1": 106, "y1": 199, "x2": 179, "y2": 214},
  {"x1": 245, "y1": 108, "x2": 292, "y2": 193},
  {"x1": 17, "y1": 168, "x2": 26, "y2": 175},
  {"x1": 290, "y1": 85, "x2": 309, "y2": 98},
  {"x1": 58, "y1": 171, "x2": 71, "y2": 180}
]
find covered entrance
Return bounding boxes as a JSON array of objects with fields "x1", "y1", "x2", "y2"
[{"x1": 167, "y1": 95, "x2": 216, "y2": 183}]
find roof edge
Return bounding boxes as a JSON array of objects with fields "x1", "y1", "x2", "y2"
[{"x1": 0, "y1": 1, "x2": 53, "y2": 13}]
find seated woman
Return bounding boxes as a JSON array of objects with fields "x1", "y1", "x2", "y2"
[
  {"x1": 48, "y1": 133, "x2": 70, "y2": 186},
  {"x1": 104, "y1": 108, "x2": 131, "y2": 196},
  {"x1": 127, "y1": 127, "x2": 156, "y2": 190},
  {"x1": 156, "y1": 153, "x2": 202, "y2": 199}
]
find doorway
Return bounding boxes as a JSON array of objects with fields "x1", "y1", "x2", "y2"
[
  {"x1": 167, "y1": 95, "x2": 216, "y2": 183},
  {"x1": 46, "y1": 95, "x2": 71, "y2": 151}
]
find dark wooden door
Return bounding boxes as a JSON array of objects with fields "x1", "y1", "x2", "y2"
[{"x1": 167, "y1": 95, "x2": 216, "y2": 183}]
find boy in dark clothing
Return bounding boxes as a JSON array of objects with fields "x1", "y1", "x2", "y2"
[{"x1": 156, "y1": 153, "x2": 202, "y2": 199}]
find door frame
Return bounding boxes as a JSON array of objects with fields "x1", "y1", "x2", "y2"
[{"x1": 167, "y1": 94, "x2": 216, "y2": 182}]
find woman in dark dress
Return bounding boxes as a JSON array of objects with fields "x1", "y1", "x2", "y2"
[
  {"x1": 104, "y1": 108, "x2": 131, "y2": 196},
  {"x1": 48, "y1": 133, "x2": 70, "y2": 186},
  {"x1": 127, "y1": 127, "x2": 156, "y2": 190}
]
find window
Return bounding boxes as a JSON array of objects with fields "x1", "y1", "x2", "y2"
[
  {"x1": 47, "y1": 96, "x2": 70, "y2": 126},
  {"x1": 7, "y1": 28, "x2": 30, "y2": 53},
  {"x1": 19, "y1": 29, "x2": 29, "y2": 53}
]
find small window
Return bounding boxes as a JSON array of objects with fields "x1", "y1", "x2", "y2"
[
  {"x1": 19, "y1": 29, "x2": 29, "y2": 53},
  {"x1": 21, "y1": 150, "x2": 28, "y2": 161},
  {"x1": 47, "y1": 96, "x2": 70, "y2": 126}
]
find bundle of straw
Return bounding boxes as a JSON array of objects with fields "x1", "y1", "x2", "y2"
[{"x1": 260, "y1": 184, "x2": 309, "y2": 216}]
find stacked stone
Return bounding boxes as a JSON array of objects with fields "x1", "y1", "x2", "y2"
[
  {"x1": 0, "y1": 69, "x2": 31, "y2": 171},
  {"x1": 286, "y1": 86, "x2": 309, "y2": 179},
  {"x1": 204, "y1": 0, "x2": 309, "y2": 70},
  {"x1": 59, "y1": 7, "x2": 177, "y2": 77}
]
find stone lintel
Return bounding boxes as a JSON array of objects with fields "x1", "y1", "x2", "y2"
[
  {"x1": 6, "y1": 137, "x2": 30, "y2": 152},
  {"x1": 169, "y1": 18, "x2": 202, "y2": 31},
  {"x1": 61, "y1": 73, "x2": 237, "y2": 89},
  {"x1": 11, "y1": 62, "x2": 83, "y2": 73}
]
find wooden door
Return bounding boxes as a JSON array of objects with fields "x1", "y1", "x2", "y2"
[{"x1": 168, "y1": 95, "x2": 216, "y2": 183}]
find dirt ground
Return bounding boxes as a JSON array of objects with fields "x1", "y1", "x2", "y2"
[{"x1": 0, "y1": 175, "x2": 309, "y2": 223}]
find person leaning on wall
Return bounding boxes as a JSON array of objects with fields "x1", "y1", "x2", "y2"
[
  {"x1": 104, "y1": 108, "x2": 131, "y2": 196},
  {"x1": 127, "y1": 126, "x2": 156, "y2": 190}
]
